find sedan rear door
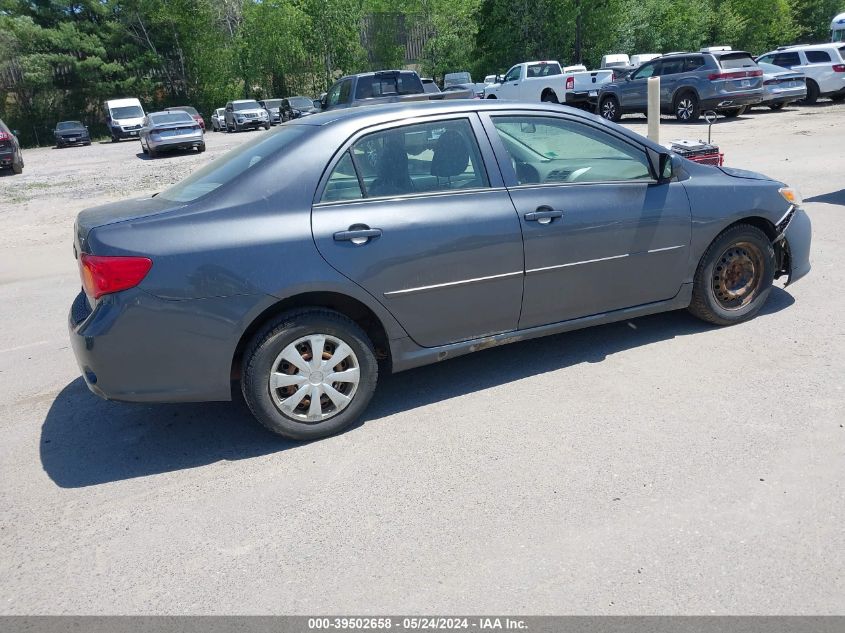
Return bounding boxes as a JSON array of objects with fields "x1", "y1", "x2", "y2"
[{"x1": 311, "y1": 114, "x2": 524, "y2": 348}]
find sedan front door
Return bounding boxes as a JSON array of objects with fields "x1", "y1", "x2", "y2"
[
  {"x1": 482, "y1": 112, "x2": 691, "y2": 329},
  {"x1": 312, "y1": 115, "x2": 524, "y2": 348}
]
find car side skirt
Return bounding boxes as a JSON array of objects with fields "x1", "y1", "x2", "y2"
[{"x1": 390, "y1": 283, "x2": 693, "y2": 373}]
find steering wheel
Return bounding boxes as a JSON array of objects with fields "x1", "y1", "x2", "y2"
[{"x1": 566, "y1": 167, "x2": 592, "y2": 182}]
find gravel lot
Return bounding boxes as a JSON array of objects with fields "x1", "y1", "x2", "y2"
[{"x1": 1, "y1": 104, "x2": 843, "y2": 614}]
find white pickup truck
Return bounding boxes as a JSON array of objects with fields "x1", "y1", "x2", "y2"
[{"x1": 483, "y1": 60, "x2": 614, "y2": 108}]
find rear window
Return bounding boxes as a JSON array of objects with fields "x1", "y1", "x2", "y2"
[
  {"x1": 718, "y1": 53, "x2": 757, "y2": 69},
  {"x1": 168, "y1": 106, "x2": 198, "y2": 116},
  {"x1": 149, "y1": 112, "x2": 194, "y2": 125},
  {"x1": 805, "y1": 50, "x2": 831, "y2": 63},
  {"x1": 527, "y1": 63, "x2": 562, "y2": 77},
  {"x1": 355, "y1": 72, "x2": 423, "y2": 99},
  {"x1": 158, "y1": 126, "x2": 307, "y2": 203}
]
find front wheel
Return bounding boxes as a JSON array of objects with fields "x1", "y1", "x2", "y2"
[
  {"x1": 599, "y1": 95, "x2": 622, "y2": 122},
  {"x1": 688, "y1": 224, "x2": 775, "y2": 326},
  {"x1": 263, "y1": 122, "x2": 270, "y2": 130},
  {"x1": 769, "y1": 102, "x2": 785, "y2": 111},
  {"x1": 242, "y1": 310, "x2": 378, "y2": 440}
]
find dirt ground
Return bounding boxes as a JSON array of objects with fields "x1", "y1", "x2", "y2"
[{"x1": 0, "y1": 103, "x2": 843, "y2": 614}]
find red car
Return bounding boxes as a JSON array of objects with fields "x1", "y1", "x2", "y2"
[{"x1": 164, "y1": 106, "x2": 205, "y2": 131}]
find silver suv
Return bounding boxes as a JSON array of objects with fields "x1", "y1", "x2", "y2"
[
  {"x1": 223, "y1": 99, "x2": 270, "y2": 132},
  {"x1": 599, "y1": 50, "x2": 764, "y2": 122}
]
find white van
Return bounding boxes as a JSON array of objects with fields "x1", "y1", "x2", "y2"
[
  {"x1": 601, "y1": 54, "x2": 630, "y2": 69},
  {"x1": 104, "y1": 98, "x2": 145, "y2": 142},
  {"x1": 832, "y1": 12, "x2": 845, "y2": 42},
  {"x1": 630, "y1": 53, "x2": 660, "y2": 67}
]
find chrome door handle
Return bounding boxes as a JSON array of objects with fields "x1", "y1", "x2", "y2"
[
  {"x1": 524, "y1": 208, "x2": 563, "y2": 224},
  {"x1": 333, "y1": 226, "x2": 382, "y2": 245}
]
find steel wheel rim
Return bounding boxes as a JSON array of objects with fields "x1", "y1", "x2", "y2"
[
  {"x1": 712, "y1": 241, "x2": 765, "y2": 310},
  {"x1": 601, "y1": 100, "x2": 616, "y2": 119},
  {"x1": 269, "y1": 334, "x2": 360, "y2": 424},
  {"x1": 677, "y1": 99, "x2": 693, "y2": 119}
]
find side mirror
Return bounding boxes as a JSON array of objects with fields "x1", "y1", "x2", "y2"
[
  {"x1": 320, "y1": 95, "x2": 328, "y2": 110},
  {"x1": 292, "y1": 109, "x2": 302, "y2": 118},
  {"x1": 647, "y1": 148, "x2": 672, "y2": 182},
  {"x1": 12, "y1": 129, "x2": 19, "y2": 136}
]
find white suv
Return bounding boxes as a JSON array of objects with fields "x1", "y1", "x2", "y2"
[{"x1": 756, "y1": 44, "x2": 845, "y2": 103}]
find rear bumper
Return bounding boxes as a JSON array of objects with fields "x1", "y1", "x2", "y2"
[
  {"x1": 148, "y1": 134, "x2": 204, "y2": 151},
  {"x1": 783, "y1": 207, "x2": 811, "y2": 286},
  {"x1": 68, "y1": 288, "x2": 273, "y2": 403},
  {"x1": 111, "y1": 127, "x2": 141, "y2": 139},
  {"x1": 701, "y1": 92, "x2": 763, "y2": 110},
  {"x1": 762, "y1": 86, "x2": 806, "y2": 104},
  {"x1": 566, "y1": 91, "x2": 600, "y2": 107},
  {"x1": 0, "y1": 150, "x2": 14, "y2": 166}
]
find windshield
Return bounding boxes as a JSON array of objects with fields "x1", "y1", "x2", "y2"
[
  {"x1": 262, "y1": 99, "x2": 282, "y2": 109},
  {"x1": 290, "y1": 97, "x2": 312, "y2": 109},
  {"x1": 355, "y1": 72, "x2": 423, "y2": 99},
  {"x1": 150, "y1": 112, "x2": 194, "y2": 125},
  {"x1": 158, "y1": 126, "x2": 307, "y2": 203},
  {"x1": 57, "y1": 121, "x2": 83, "y2": 130},
  {"x1": 111, "y1": 105, "x2": 143, "y2": 120},
  {"x1": 234, "y1": 101, "x2": 261, "y2": 111}
]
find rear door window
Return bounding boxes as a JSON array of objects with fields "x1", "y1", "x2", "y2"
[
  {"x1": 771, "y1": 52, "x2": 801, "y2": 68},
  {"x1": 718, "y1": 53, "x2": 758, "y2": 69},
  {"x1": 805, "y1": 50, "x2": 832, "y2": 63},
  {"x1": 684, "y1": 56, "x2": 706, "y2": 72},
  {"x1": 658, "y1": 58, "x2": 685, "y2": 76}
]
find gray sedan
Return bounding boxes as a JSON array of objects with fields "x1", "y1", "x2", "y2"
[
  {"x1": 755, "y1": 62, "x2": 807, "y2": 110},
  {"x1": 139, "y1": 111, "x2": 205, "y2": 158},
  {"x1": 69, "y1": 101, "x2": 811, "y2": 440}
]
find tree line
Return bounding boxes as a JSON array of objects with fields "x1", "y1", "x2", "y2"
[{"x1": 1, "y1": 0, "x2": 842, "y2": 146}]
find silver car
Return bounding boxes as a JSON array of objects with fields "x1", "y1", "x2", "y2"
[
  {"x1": 210, "y1": 107, "x2": 226, "y2": 131},
  {"x1": 139, "y1": 111, "x2": 205, "y2": 158},
  {"x1": 755, "y1": 62, "x2": 807, "y2": 110},
  {"x1": 224, "y1": 99, "x2": 270, "y2": 132}
]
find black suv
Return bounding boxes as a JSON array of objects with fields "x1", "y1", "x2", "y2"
[
  {"x1": 0, "y1": 119, "x2": 24, "y2": 174},
  {"x1": 598, "y1": 50, "x2": 764, "y2": 122}
]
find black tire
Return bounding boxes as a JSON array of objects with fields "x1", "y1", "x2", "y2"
[
  {"x1": 242, "y1": 309, "x2": 378, "y2": 440},
  {"x1": 599, "y1": 95, "x2": 622, "y2": 122},
  {"x1": 541, "y1": 90, "x2": 559, "y2": 104},
  {"x1": 263, "y1": 122, "x2": 270, "y2": 130},
  {"x1": 674, "y1": 91, "x2": 701, "y2": 122},
  {"x1": 769, "y1": 102, "x2": 786, "y2": 111},
  {"x1": 486, "y1": 94, "x2": 497, "y2": 99},
  {"x1": 147, "y1": 145, "x2": 157, "y2": 158},
  {"x1": 141, "y1": 140, "x2": 148, "y2": 155},
  {"x1": 801, "y1": 80, "x2": 819, "y2": 105},
  {"x1": 11, "y1": 157, "x2": 23, "y2": 174},
  {"x1": 84, "y1": 141, "x2": 91, "y2": 146},
  {"x1": 197, "y1": 142, "x2": 206, "y2": 153},
  {"x1": 688, "y1": 224, "x2": 775, "y2": 326}
]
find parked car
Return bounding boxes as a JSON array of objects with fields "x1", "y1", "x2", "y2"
[
  {"x1": 0, "y1": 119, "x2": 23, "y2": 174},
  {"x1": 601, "y1": 54, "x2": 631, "y2": 69},
  {"x1": 753, "y1": 62, "x2": 807, "y2": 110},
  {"x1": 756, "y1": 44, "x2": 845, "y2": 103},
  {"x1": 833, "y1": 12, "x2": 845, "y2": 42},
  {"x1": 483, "y1": 61, "x2": 613, "y2": 108},
  {"x1": 210, "y1": 108, "x2": 226, "y2": 132},
  {"x1": 421, "y1": 78, "x2": 440, "y2": 94},
  {"x1": 444, "y1": 71, "x2": 472, "y2": 88},
  {"x1": 68, "y1": 100, "x2": 811, "y2": 440},
  {"x1": 224, "y1": 99, "x2": 270, "y2": 132},
  {"x1": 104, "y1": 97, "x2": 145, "y2": 142},
  {"x1": 139, "y1": 110, "x2": 205, "y2": 158},
  {"x1": 320, "y1": 70, "x2": 469, "y2": 111},
  {"x1": 280, "y1": 96, "x2": 320, "y2": 122},
  {"x1": 444, "y1": 83, "x2": 484, "y2": 98},
  {"x1": 54, "y1": 121, "x2": 91, "y2": 148},
  {"x1": 165, "y1": 106, "x2": 205, "y2": 131},
  {"x1": 258, "y1": 99, "x2": 283, "y2": 125},
  {"x1": 598, "y1": 49, "x2": 763, "y2": 122},
  {"x1": 483, "y1": 74, "x2": 498, "y2": 85}
]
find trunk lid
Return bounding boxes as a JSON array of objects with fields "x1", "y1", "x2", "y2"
[{"x1": 75, "y1": 195, "x2": 182, "y2": 254}]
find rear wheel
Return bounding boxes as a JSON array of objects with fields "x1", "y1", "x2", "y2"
[
  {"x1": 197, "y1": 142, "x2": 206, "y2": 153},
  {"x1": 147, "y1": 145, "x2": 157, "y2": 158},
  {"x1": 263, "y1": 122, "x2": 271, "y2": 130},
  {"x1": 674, "y1": 92, "x2": 701, "y2": 121},
  {"x1": 599, "y1": 95, "x2": 622, "y2": 122},
  {"x1": 541, "y1": 90, "x2": 559, "y2": 104},
  {"x1": 242, "y1": 310, "x2": 378, "y2": 440},
  {"x1": 801, "y1": 80, "x2": 820, "y2": 105},
  {"x1": 688, "y1": 224, "x2": 775, "y2": 326},
  {"x1": 769, "y1": 102, "x2": 786, "y2": 111},
  {"x1": 11, "y1": 156, "x2": 23, "y2": 174}
]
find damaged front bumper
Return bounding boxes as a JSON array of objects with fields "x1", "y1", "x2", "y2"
[{"x1": 775, "y1": 206, "x2": 811, "y2": 286}]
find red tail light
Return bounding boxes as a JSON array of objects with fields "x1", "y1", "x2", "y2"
[
  {"x1": 566, "y1": 76, "x2": 574, "y2": 90},
  {"x1": 833, "y1": 64, "x2": 845, "y2": 72},
  {"x1": 708, "y1": 69, "x2": 763, "y2": 80},
  {"x1": 0, "y1": 131, "x2": 10, "y2": 142},
  {"x1": 79, "y1": 254, "x2": 152, "y2": 299}
]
